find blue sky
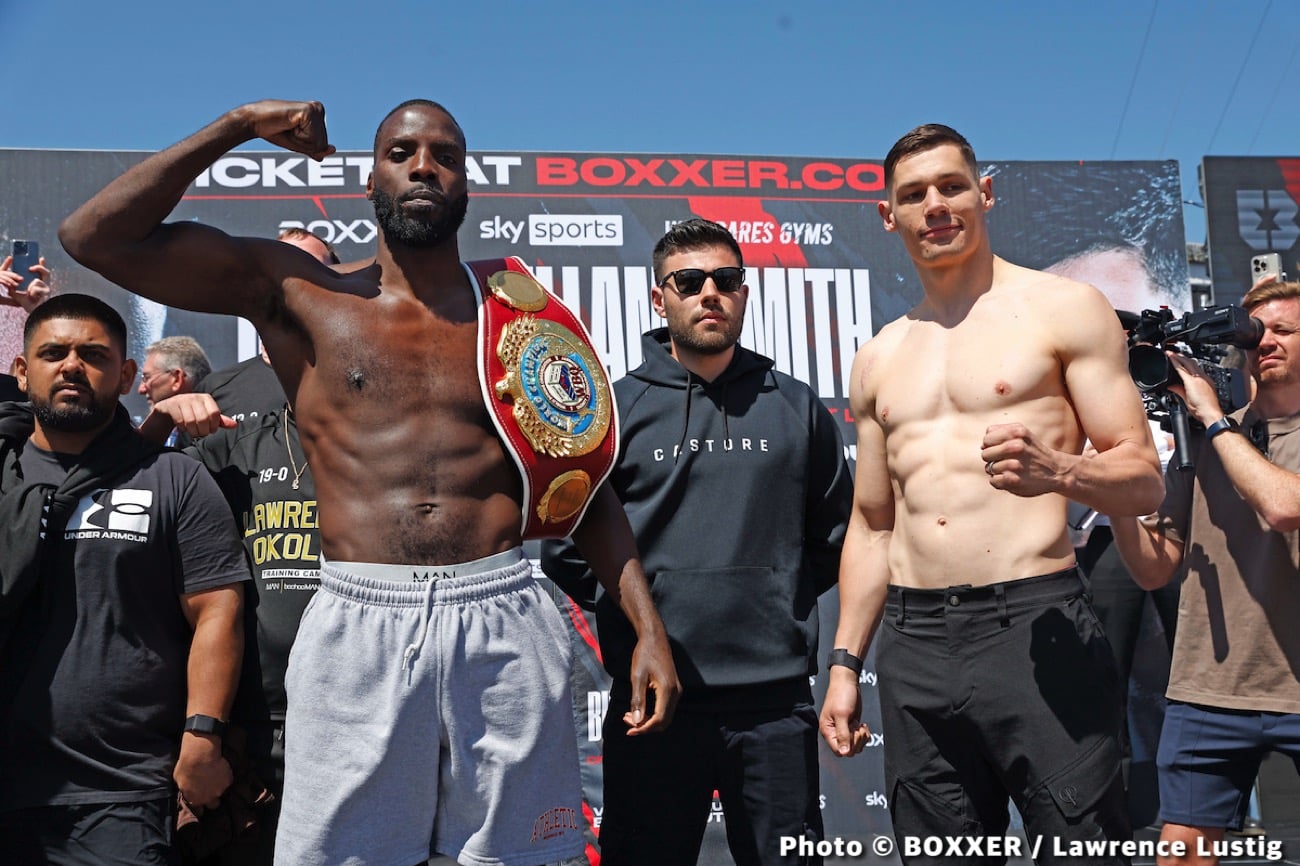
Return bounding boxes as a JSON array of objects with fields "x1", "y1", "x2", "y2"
[{"x1": 5, "y1": 0, "x2": 1298, "y2": 243}]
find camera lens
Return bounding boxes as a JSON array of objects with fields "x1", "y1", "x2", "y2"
[{"x1": 1129, "y1": 345, "x2": 1172, "y2": 392}]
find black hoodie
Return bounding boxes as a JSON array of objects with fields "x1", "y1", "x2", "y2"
[
  {"x1": 542, "y1": 328, "x2": 853, "y2": 710},
  {"x1": 0, "y1": 402, "x2": 163, "y2": 655}
]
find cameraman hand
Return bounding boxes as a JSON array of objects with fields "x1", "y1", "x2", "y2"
[{"x1": 1166, "y1": 352, "x2": 1225, "y2": 425}]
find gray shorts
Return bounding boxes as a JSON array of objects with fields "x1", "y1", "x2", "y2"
[{"x1": 274, "y1": 549, "x2": 584, "y2": 866}]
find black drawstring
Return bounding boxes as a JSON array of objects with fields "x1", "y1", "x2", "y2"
[
  {"x1": 673, "y1": 375, "x2": 732, "y2": 463},
  {"x1": 721, "y1": 382, "x2": 730, "y2": 444},
  {"x1": 673, "y1": 375, "x2": 694, "y2": 463}
]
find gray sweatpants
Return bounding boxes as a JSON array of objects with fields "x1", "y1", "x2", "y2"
[{"x1": 275, "y1": 550, "x2": 584, "y2": 866}]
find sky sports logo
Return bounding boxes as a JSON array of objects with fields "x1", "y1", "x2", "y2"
[
  {"x1": 479, "y1": 214, "x2": 624, "y2": 246},
  {"x1": 530, "y1": 214, "x2": 623, "y2": 247}
]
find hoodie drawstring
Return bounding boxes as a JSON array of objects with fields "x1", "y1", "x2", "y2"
[
  {"x1": 673, "y1": 375, "x2": 694, "y2": 463},
  {"x1": 721, "y1": 382, "x2": 730, "y2": 444},
  {"x1": 674, "y1": 377, "x2": 735, "y2": 462}
]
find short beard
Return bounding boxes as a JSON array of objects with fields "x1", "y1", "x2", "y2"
[
  {"x1": 1258, "y1": 366, "x2": 1294, "y2": 388},
  {"x1": 672, "y1": 326, "x2": 740, "y2": 356},
  {"x1": 371, "y1": 187, "x2": 468, "y2": 249},
  {"x1": 666, "y1": 308, "x2": 745, "y2": 356},
  {"x1": 31, "y1": 395, "x2": 115, "y2": 433}
]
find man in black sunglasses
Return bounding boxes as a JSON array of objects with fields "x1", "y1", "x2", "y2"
[
  {"x1": 820, "y1": 124, "x2": 1165, "y2": 863},
  {"x1": 543, "y1": 218, "x2": 854, "y2": 865}
]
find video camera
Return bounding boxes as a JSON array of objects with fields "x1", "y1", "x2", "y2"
[{"x1": 1118, "y1": 305, "x2": 1262, "y2": 470}]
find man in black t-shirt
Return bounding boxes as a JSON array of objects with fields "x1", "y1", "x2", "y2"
[
  {"x1": 0, "y1": 294, "x2": 249, "y2": 866},
  {"x1": 143, "y1": 393, "x2": 318, "y2": 865},
  {"x1": 194, "y1": 349, "x2": 285, "y2": 425}
]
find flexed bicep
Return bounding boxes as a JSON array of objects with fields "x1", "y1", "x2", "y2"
[{"x1": 59, "y1": 101, "x2": 333, "y2": 323}]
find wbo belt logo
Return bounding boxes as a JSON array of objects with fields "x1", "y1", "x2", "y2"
[{"x1": 495, "y1": 313, "x2": 611, "y2": 459}]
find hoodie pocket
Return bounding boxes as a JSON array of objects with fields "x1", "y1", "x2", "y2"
[{"x1": 650, "y1": 566, "x2": 810, "y2": 688}]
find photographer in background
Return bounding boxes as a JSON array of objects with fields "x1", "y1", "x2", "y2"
[{"x1": 1109, "y1": 279, "x2": 1300, "y2": 865}]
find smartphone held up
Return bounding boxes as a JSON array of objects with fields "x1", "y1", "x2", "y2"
[
  {"x1": 1250, "y1": 252, "x2": 1286, "y2": 285},
  {"x1": 10, "y1": 240, "x2": 40, "y2": 292}
]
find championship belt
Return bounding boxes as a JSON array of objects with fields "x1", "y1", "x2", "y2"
[{"x1": 467, "y1": 257, "x2": 619, "y2": 539}]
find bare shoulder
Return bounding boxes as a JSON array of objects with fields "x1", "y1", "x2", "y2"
[
  {"x1": 997, "y1": 259, "x2": 1108, "y2": 307},
  {"x1": 848, "y1": 314, "x2": 913, "y2": 410},
  {"x1": 854, "y1": 315, "x2": 910, "y2": 374},
  {"x1": 249, "y1": 236, "x2": 349, "y2": 284},
  {"x1": 996, "y1": 259, "x2": 1121, "y2": 338},
  {"x1": 250, "y1": 242, "x2": 384, "y2": 368},
  {"x1": 864, "y1": 312, "x2": 917, "y2": 358},
  {"x1": 258, "y1": 242, "x2": 382, "y2": 311}
]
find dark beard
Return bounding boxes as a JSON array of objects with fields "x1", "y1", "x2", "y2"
[
  {"x1": 371, "y1": 187, "x2": 468, "y2": 249},
  {"x1": 31, "y1": 393, "x2": 115, "y2": 433},
  {"x1": 666, "y1": 307, "x2": 745, "y2": 356},
  {"x1": 672, "y1": 327, "x2": 739, "y2": 356}
]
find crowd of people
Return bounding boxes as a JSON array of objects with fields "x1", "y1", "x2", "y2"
[{"x1": 0, "y1": 101, "x2": 1296, "y2": 866}]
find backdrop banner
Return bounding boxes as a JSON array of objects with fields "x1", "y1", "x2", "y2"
[
  {"x1": 1202, "y1": 155, "x2": 1300, "y2": 306},
  {"x1": 0, "y1": 148, "x2": 1188, "y2": 863}
]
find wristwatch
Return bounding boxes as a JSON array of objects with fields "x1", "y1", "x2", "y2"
[
  {"x1": 1205, "y1": 416, "x2": 1240, "y2": 441},
  {"x1": 826, "y1": 648, "x2": 864, "y2": 675},
  {"x1": 183, "y1": 714, "x2": 228, "y2": 737}
]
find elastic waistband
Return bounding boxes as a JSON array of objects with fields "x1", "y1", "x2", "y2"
[
  {"x1": 320, "y1": 549, "x2": 532, "y2": 606},
  {"x1": 886, "y1": 566, "x2": 1083, "y2": 615},
  {"x1": 329, "y1": 548, "x2": 523, "y2": 582}
]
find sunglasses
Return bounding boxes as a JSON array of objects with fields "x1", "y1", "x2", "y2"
[{"x1": 659, "y1": 267, "x2": 746, "y2": 296}]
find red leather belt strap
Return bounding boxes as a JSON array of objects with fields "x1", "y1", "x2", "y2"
[{"x1": 467, "y1": 256, "x2": 620, "y2": 539}]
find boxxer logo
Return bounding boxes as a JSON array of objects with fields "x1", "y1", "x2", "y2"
[
  {"x1": 1237, "y1": 189, "x2": 1300, "y2": 251},
  {"x1": 278, "y1": 220, "x2": 376, "y2": 245}
]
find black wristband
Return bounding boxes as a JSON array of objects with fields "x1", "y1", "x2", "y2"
[
  {"x1": 826, "y1": 647, "x2": 864, "y2": 675},
  {"x1": 183, "y1": 714, "x2": 228, "y2": 737},
  {"x1": 1205, "y1": 416, "x2": 1240, "y2": 441}
]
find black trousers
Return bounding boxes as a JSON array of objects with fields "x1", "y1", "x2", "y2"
[
  {"x1": 0, "y1": 797, "x2": 179, "y2": 866},
  {"x1": 1081, "y1": 526, "x2": 1178, "y2": 687},
  {"x1": 599, "y1": 696, "x2": 823, "y2": 866},
  {"x1": 1081, "y1": 526, "x2": 1180, "y2": 828},
  {"x1": 878, "y1": 569, "x2": 1131, "y2": 866}
]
